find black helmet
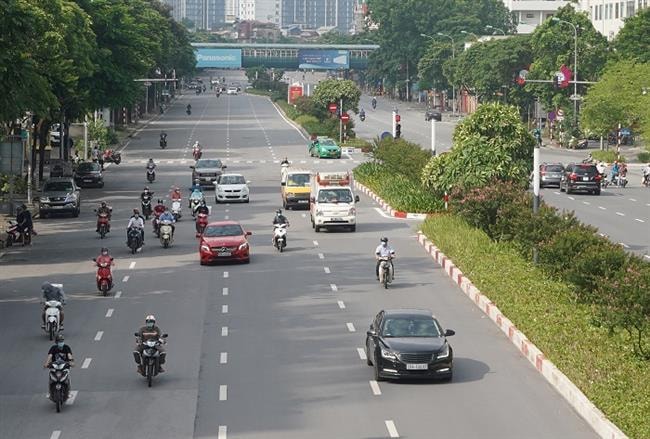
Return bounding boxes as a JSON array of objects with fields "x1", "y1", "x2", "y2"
[
  {"x1": 380, "y1": 237, "x2": 388, "y2": 243},
  {"x1": 101, "y1": 201, "x2": 107, "y2": 207},
  {"x1": 276, "y1": 209, "x2": 282, "y2": 215},
  {"x1": 144, "y1": 186, "x2": 150, "y2": 192},
  {"x1": 55, "y1": 334, "x2": 65, "y2": 342},
  {"x1": 100, "y1": 247, "x2": 109, "y2": 255}
]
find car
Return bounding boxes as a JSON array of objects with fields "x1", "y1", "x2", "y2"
[
  {"x1": 425, "y1": 109, "x2": 442, "y2": 121},
  {"x1": 37, "y1": 177, "x2": 81, "y2": 218},
  {"x1": 74, "y1": 161, "x2": 104, "y2": 188},
  {"x1": 199, "y1": 221, "x2": 252, "y2": 265},
  {"x1": 191, "y1": 159, "x2": 227, "y2": 189},
  {"x1": 49, "y1": 123, "x2": 62, "y2": 146},
  {"x1": 538, "y1": 163, "x2": 564, "y2": 188},
  {"x1": 215, "y1": 173, "x2": 250, "y2": 203},
  {"x1": 308, "y1": 137, "x2": 341, "y2": 159},
  {"x1": 560, "y1": 163, "x2": 602, "y2": 195},
  {"x1": 226, "y1": 87, "x2": 238, "y2": 95},
  {"x1": 365, "y1": 309, "x2": 455, "y2": 381}
]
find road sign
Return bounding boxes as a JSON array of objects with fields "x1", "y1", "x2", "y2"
[
  {"x1": 395, "y1": 114, "x2": 401, "y2": 123},
  {"x1": 380, "y1": 131, "x2": 393, "y2": 140},
  {"x1": 556, "y1": 109, "x2": 565, "y2": 122},
  {"x1": 328, "y1": 103, "x2": 338, "y2": 113},
  {"x1": 340, "y1": 112, "x2": 350, "y2": 124}
]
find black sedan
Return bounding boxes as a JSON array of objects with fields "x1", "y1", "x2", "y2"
[
  {"x1": 365, "y1": 309, "x2": 454, "y2": 381},
  {"x1": 74, "y1": 162, "x2": 104, "y2": 188},
  {"x1": 425, "y1": 109, "x2": 442, "y2": 121}
]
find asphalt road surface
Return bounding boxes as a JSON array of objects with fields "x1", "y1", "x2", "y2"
[{"x1": 1, "y1": 73, "x2": 597, "y2": 439}]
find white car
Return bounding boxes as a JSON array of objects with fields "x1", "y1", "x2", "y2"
[
  {"x1": 215, "y1": 174, "x2": 250, "y2": 203},
  {"x1": 226, "y1": 86, "x2": 238, "y2": 95}
]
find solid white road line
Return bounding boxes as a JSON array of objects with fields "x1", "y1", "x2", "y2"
[
  {"x1": 616, "y1": 212, "x2": 625, "y2": 216},
  {"x1": 219, "y1": 385, "x2": 228, "y2": 401},
  {"x1": 129, "y1": 261, "x2": 136, "y2": 269},
  {"x1": 222, "y1": 287, "x2": 229, "y2": 296},
  {"x1": 357, "y1": 348, "x2": 367, "y2": 360},
  {"x1": 222, "y1": 305, "x2": 228, "y2": 314},
  {"x1": 318, "y1": 253, "x2": 324, "y2": 259},
  {"x1": 50, "y1": 431, "x2": 61, "y2": 439},
  {"x1": 66, "y1": 390, "x2": 78, "y2": 406},
  {"x1": 635, "y1": 218, "x2": 645, "y2": 223},
  {"x1": 583, "y1": 201, "x2": 591, "y2": 205},
  {"x1": 330, "y1": 284, "x2": 338, "y2": 292},
  {"x1": 81, "y1": 358, "x2": 92, "y2": 369},
  {"x1": 224, "y1": 215, "x2": 229, "y2": 220},
  {"x1": 218, "y1": 425, "x2": 227, "y2": 439},
  {"x1": 114, "y1": 291, "x2": 122, "y2": 299},
  {"x1": 369, "y1": 380, "x2": 381, "y2": 396},
  {"x1": 338, "y1": 300, "x2": 346, "y2": 309},
  {"x1": 221, "y1": 326, "x2": 228, "y2": 337},
  {"x1": 94, "y1": 331, "x2": 103, "y2": 341},
  {"x1": 105, "y1": 308, "x2": 114, "y2": 318},
  {"x1": 568, "y1": 196, "x2": 575, "y2": 200},
  {"x1": 223, "y1": 272, "x2": 229, "y2": 278},
  {"x1": 385, "y1": 420, "x2": 399, "y2": 438},
  {"x1": 346, "y1": 323, "x2": 356, "y2": 332},
  {"x1": 313, "y1": 240, "x2": 319, "y2": 246},
  {"x1": 324, "y1": 267, "x2": 331, "y2": 274},
  {"x1": 629, "y1": 198, "x2": 637, "y2": 202},
  {"x1": 122, "y1": 275, "x2": 130, "y2": 283},
  {"x1": 220, "y1": 352, "x2": 228, "y2": 364}
]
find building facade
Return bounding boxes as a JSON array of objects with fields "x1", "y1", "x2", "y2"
[
  {"x1": 281, "y1": 0, "x2": 355, "y2": 33},
  {"x1": 238, "y1": 0, "x2": 281, "y2": 24},
  {"x1": 579, "y1": 0, "x2": 648, "y2": 39}
]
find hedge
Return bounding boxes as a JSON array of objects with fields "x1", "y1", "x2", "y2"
[
  {"x1": 421, "y1": 214, "x2": 650, "y2": 438},
  {"x1": 591, "y1": 150, "x2": 625, "y2": 163}
]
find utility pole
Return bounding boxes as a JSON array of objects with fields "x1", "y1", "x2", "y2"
[{"x1": 430, "y1": 118, "x2": 437, "y2": 155}]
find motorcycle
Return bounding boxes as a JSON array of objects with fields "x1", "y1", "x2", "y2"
[
  {"x1": 93, "y1": 257, "x2": 114, "y2": 296},
  {"x1": 5, "y1": 220, "x2": 32, "y2": 246},
  {"x1": 195, "y1": 212, "x2": 208, "y2": 236},
  {"x1": 134, "y1": 334, "x2": 168, "y2": 387},
  {"x1": 146, "y1": 167, "x2": 156, "y2": 183},
  {"x1": 48, "y1": 359, "x2": 71, "y2": 412},
  {"x1": 378, "y1": 256, "x2": 394, "y2": 289},
  {"x1": 159, "y1": 221, "x2": 173, "y2": 248},
  {"x1": 160, "y1": 135, "x2": 167, "y2": 149},
  {"x1": 127, "y1": 227, "x2": 143, "y2": 254},
  {"x1": 273, "y1": 223, "x2": 288, "y2": 252},
  {"x1": 152, "y1": 214, "x2": 161, "y2": 238},
  {"x1": 189, "y1": 198, "x2": 202, "y2": 218},
  {"x1": 192, "y1": 148, "x2": 202, "y2": 161},
  {"x1": 44, "y1": 299, "x2": 62, "y2": 340},
  {"x1": 186, "y1": 108, "x2": 192, "y2": 115},
  {"x1": 141, "y1": 196, "x2": 153, "y2": 220},
  {"x1": 359, "y1": 113, "x2": 366, "y2": 122},
  {"x1": 95, "y1": 212, "x2": 111, "y2": 239},
  {"x1": 103, "y1": 149, "x2": 122, "y2": 165},
  {"x1": 576, "y1": 139, "x2": 589, "y2": 149},
  {"x1": 171, "y1": 200, "x2": 182, "y2": 221}
]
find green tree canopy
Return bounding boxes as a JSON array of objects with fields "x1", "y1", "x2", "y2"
[
  {"x1": 613, "y1": 7, "x2": 650, "y2": 63},
  {"x1": 312, "y1": 79, "x2": 362, "y2": 113}
]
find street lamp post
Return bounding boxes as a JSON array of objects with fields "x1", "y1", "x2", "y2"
[
  {"x1": 485, "y1": 25, "x2": 505, "y2": 35},
  {"x1": 437, "y1": 33, "x2": 456, "y2": 116},
  {"x1": 460, "y1": 30, "x2": 479, "y2": 41},
  {"x1": 551, "y1": 17, "x2": 578, "y2": 127}
]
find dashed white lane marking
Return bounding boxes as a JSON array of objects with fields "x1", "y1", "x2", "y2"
[
  {"x1": 222, "y1": 305, "x2": 229, "y2": 314},
  {"x1": 221, "y1": 326, "x2": 228, "y2": 337},
  {"x1": 313, "y1": 240, "x2": 319, "y2": 246},
  {"x1": 94, "y1": 331, "x2": 103, "y2": 341},
  {"x1": 616, "y1": 212, "x2": 625, "y2": 216},
  {"x1": 330, "y1": 284, "x2": 338, "y2": 292},
  {"x1": 301, "y1": 213, "x2": 306, "y2": 218},
  {"x1": 105, "y1": 308, "x2": 114, "y2": 318},
  {"x1": 582, "y1": 201, "x2": 590, "y2": 205},
  {"x1": 346, "y1": 323, "x2": 356, "y2": 332},
  {"x1": 114, "y1": 291, "x2": 122, "y2": 299},
  {"x1": 66, "y1": 390, "x2": 78, "y2": 406},
  {"x1": 50, "y1": 431, "x2": 61, "y2": 439},
  {"x1": 324, "y1": 267, "x2": 331, "y2": 274},
  {"x1": 369, "y1": 380, "x2": 381, "y2": 395},
  {"x1": 220, "y1": 352, "x2": 228, "y2": 364},
  {"x1": 598, "y1": 206, "x2": 606, "y2": 210},
  {"x1": 568, "y1": 196, "x2": 575, "y2": 200},
  {"x1": 620, "y1": 243, "x2": 630, "y2": 248},
  {"x1": 219, "y1": 385, "x2": 228, "y2": 401},
  {"x1": 629, "y1": 198, "x2": 636, "y2": 202},
  {"x1": 338, "y1": 300, "x2": 346, "y2": 309},
  {"x1": 318, "y1": 253, "x2": 324, "y2": 259},
  {"x1": 224, "y1": 215, "x2": 229, "y2": 220},
  {"x1": 129, "y1": 261, "x2": 136, "y2": 269},
  {"x1": 223, "y1": 271, "x2": 229, "y2": 278},
  {"x1": 357, "y1": 348, "x2": 367, "y2": 360},
  {"x1": 81, "y1": 358, "x2": 92, "y2": 369},
  {"x1": 635, "y1": 218, "x2": 645, "y2": 223},
  {"x1": 218, "y1": 425, "x2": 227, "y2": 439},
  {"x1": 225, "y1": 209, "x2": 230, "y2": 213},
  {"x1": 385, "y1": 420, "x2": 399, "y2": 438},
  {"x1": 222, "y1": 287, "x2": 229, "y2": 296},
  {"x1": 553, "y1": 191, "x2": 561, "y2": 195},
  {"x1": 122, "y1": 275, "x2": 130, "y2": 283}
]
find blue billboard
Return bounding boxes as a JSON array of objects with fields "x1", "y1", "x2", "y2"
[
  {"x1": 298, "y1": 50, "x2": 350, "y2": 70},
  {"x1": 195, "y1": 49, "x2": 242, "y2": 68}
]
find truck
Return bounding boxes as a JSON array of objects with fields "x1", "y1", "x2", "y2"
[
  {"x1": 309, "y1": 171, "x2": 359, "y2": 232},
  {"x1": 281, "y1": 167, "x2": 311, "y2": 209}
]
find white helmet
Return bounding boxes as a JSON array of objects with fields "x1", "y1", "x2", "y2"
[{"x1": 145, "y1": 315, "x2": 156, "y2": 324}]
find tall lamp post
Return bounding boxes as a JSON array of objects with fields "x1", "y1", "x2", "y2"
[
  {"x1": 485, "y1": 25, "x2": 505, "y2": 35},
  {"x1": 551, "y1": 17, "x2": 578, "y2": 127},
  {"x1": 460, "y1": 30, "x2": 479, "y2": 41}
]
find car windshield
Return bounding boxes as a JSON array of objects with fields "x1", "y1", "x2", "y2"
[
  {"x1": 44, "y1": 182, "x2": 73, "y2": 192},
  {"x1": 204, "y1": 224, "x2": 244, "y2": 237},
  {"x1": 574, "y1": 166, "x2": 597, "y2": 176},
  {"x1": 545, "y1": 165, "x2": 564, "y2": 172},
  {"x1": 319, "y1": 139, "x2": 337, "y2": 147},
  {"x1": 220, "y1": 175, "x2": 245, "y2": 185},
  {"x1": 381, "y1": 317, "x2": 441, "y2": 338},
  {"x1": 197, "y1": 160, "x2": 222, "y2": 169},
  {"x1": 317, "y1": 189, "x2": 353, "y2": 203},
  {"x1": 77, "y1": 162, "x2": 100, "y2": 172},
  {"x1": 287, "y1": 174, "x2": 310, "y2": 187}
]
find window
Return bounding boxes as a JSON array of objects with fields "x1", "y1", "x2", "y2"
[
  {"x1": 627, "y1": 1, "x2": 636, "y2": 17},
  {"x1": 615, "y1": 2, "x2": 619, "y2": 17},
  {"x1": 526, "y1": 13, "x2": 534, "y2": 18}
]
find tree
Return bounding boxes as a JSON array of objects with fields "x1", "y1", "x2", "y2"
[
  {"x1": 613, "y1": 8, "x2": 650, "y2": 63},
  {"x1": 421, "y1": 102, "x2": 535, "y2": 193},
  {"x1": 312, "y1": 79, "x2": 362, "y2": 113},
  {"x1": 580, "y1": 60, "x2": 650, "y2": 141},
  {"x1": 417, "y1": 43, "x2": 453, "y2": 92}
]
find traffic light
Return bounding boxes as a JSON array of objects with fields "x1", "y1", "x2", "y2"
[
  {"x1": 395, "y1": 123, "x2": 401, "y2": 139},
  {"x1": 552, "y1": 74, "x2": 559, "y2": 90}
]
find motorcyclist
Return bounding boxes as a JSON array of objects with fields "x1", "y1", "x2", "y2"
[
  {"x1": 44, "y1": 334, "x2": 74, "y2": 369},
  {"x1": 135, "y1": 315, "x2": 166, "y2": 373},
  {"x1": 95, "y1": 201, "x2": 112, "y2": 233},
  {"x1": 170, "y1": 186, "x2": 182, "y2": 201},
  {"x1": 127, "y1": 208, "x2": 145, "y2": 246},
  {"x1": 16, "y1": 203, "x2": 34, "y2": 238},
  {"x1": 195, "y1": 199, "x2": 210, "y2": 216},
  {"x1": 272, "y1": 209, "x2": 289, "y2": 246},
  {"x1": 189, "y1": 186, "x2": 204, "y2": 211},
  {"x1": 186, "y1": 104, "x2": 192, "y2": 113},
  {"x1": 41, "y1": 282, "x2": 66, "y2": 329},
  {"x1": 359, "y1": 108, "x2": 366, "y2": 119},
  {"x1": 642, "y1": 163, "x2": 650, "y2": 186},
  {"x1": 140, "y1": 186, "x2": 153, "y2": 201},
  {"x1": 371, "y1": 96, "x2": 377, "y2": 109},
  {"x1": 190, "y1": 178, "x2": 202, "y2": 193},
  {"x1": 375, "y1": 237, "x2": 396, "y2": 280},
  {"x1": 146, "y1": 158, "x2": 156, "y2": 171},
  {"x1": 158, "y1": 206, "x2": 176, "y2": 237},
  {"x1": 153, "y1": 199, "x2": 166, "y2": 217},
  {"x1": 95, "y1": 247, "x2": 114, "y2": 267},
  {"x1": 192, "y1": 141, "x2": 202, "y2": 159},
  {"x1": 609, "y1": 161, "x2": 620, "y2": 184},
  {"x1": 280, "y1": 157, "x2": 290, "y2": 166},
  {"x1": 160, "y1": 131, "x2": 167, "y2": 147}
]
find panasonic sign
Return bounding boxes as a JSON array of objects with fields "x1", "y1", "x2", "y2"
[{"x1": 195, "y1": 49, "x2": 242, "y2": 68}]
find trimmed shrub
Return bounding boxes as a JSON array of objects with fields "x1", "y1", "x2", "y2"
[
  {"x1": 294, "y1": 115, "x2": 319, "y2": 127},
  {"x1": 372, "y1": 137, "x2": 432, "y2": 182}
]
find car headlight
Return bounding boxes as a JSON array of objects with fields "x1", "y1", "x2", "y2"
[
  {"x1": 200, "y1": 244, "x2": 211, "y2": 252},
  {"x1": 238, "y1": 242, "x2": 249, "y2": 250},
  {"x1": 437, "y1": 344, "x2": 450, "y2": 359},
  {"x1": 65, "y1": 194, "x2": 77, "y2": 202},
  {"x1": 348, "y1": 207, "x2": 356, "y2": 216},
  {"x1": 242, "y1": 187, "x2": 249, "y2": 194},
  {"x1": 40, "y1": 197, "x2": 50, "y2": 203},
  {"x1": 381, "y1": 348, "x2": 397, "y2": 360}
]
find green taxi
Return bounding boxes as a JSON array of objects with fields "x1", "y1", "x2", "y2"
[{"x1": 308, "y1": 137, "x2": 342, "y2": 159}]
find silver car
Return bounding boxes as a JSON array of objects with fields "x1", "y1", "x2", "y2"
[
  {"x1": 191, "y1": 159, "x2": 227, "y2": 189},
  {"x1": 38, "y1": 177, "x2": 81, "y2": 218}
]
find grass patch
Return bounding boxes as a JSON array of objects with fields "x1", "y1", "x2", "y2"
[
  {"x1": 245, "y1": 88, "x2": 273, "y2": 97},
  {"x1": 637, "y1": 151, "x2": 650, "y2": 162},
  {"x1": 421, "y1": 214, "x2": 650, "y2": 438}
]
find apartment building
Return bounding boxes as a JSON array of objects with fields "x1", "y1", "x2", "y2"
[
  {"x1": 579, "y1": 0, "x2": 648, "y2": 39},
  {"x1": 281, "y1": 0, "x2": 355, "y2": 33}
]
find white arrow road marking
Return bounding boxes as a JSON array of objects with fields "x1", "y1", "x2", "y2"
[
  {"x1": 105, "y1": 308, "x2": 114, "y2": 318},
  {"x1": 629, "y1": 198, "x2": 636, "y2": 202},
  {"x1": 357, "y1": 348, "x2": 367, "y2": 360},
  {"x1": 221, "y1": 327, "x2": 228, "y2": 336},
  {"x1": 636, "y1": 218, "x2": 645, "y2": 223},
  {"x1": 94, "y1": 331, "x2": 103, "y2": 341},
  {"x1": 330, "y1": 284, "x2": 338, "y2": 292},
  {"x1": 346, "y1": 323, "x2": 356, "y2": 332},
  {"x1": 222, "y1": 287, "x2": 229, "y2": 296},
  {"x1": 218, "y1": 426, "x2": 227, "y2": 439},
  {"x1": 313, "y1": 240, "x2": 319, "y2": 246},
  {"x1": 122, "y1": 275, "x2": 129, "y2": 283},
  {"x1": 616, "y1": 212, "x2": 625, "y2": 216},
  {"x1": 324, "y1": 267, "x2": 331, "y2": 274},
  {"x1": 318, "y1": 253, "x2": 324, "y2": 259},
  {"x1": 582, "y1": 201, "x2": 590, "y2": 205},
  {"x1": 81, "y1": 358, "x2": 92, "y2": 369},
  {"x1": 50, "y1": 431, "x2": 61, "y2": 439},
  {"x1": 220, "y1": 352, "x2": 228, "y2": 364},
  {"x1": 129, "y1": 261, "x2": 136, "y2": 269},
  {"x1": 369, "y1": 380, "x2": 381, "y2": 395},
  {"x1": 223, "y1": 272, "x2": 229, "y2": 278},
  {"x1": 598, "y1": 206, "x2": 606, "y2": 210},
  {"x1": 385, "y1": 420, "x2": 399, "y2": 438},
  {"x1": 219, "y1": 385, "x2": 228, "y2": 401}
]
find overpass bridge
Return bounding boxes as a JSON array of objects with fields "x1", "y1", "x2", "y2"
[{"x1": 191, "y1": 43, "x2": 379, "y2": 70}]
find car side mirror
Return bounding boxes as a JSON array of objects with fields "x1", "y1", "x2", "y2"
[
  {"x1": 245, "y1": 231, "x2": 252, "y2": 236},
  {"x1": 189, "y1": 165, "x2": 195, "y2": 169},
  {"x1": 444, "y1": 329, "x2": 455, "y2": 337},
  {"x1": 110, "y1": 257, "x2": 114, "y2": 261},
  {"x1": 246, "y1": 180, "x2": 251, "y2": 185},
  {"x1": 367, "y1": 329, "x2": 377, "y2": 337},
  {"x1": 355, "y1": 195, "x2": 360, "y2": 203},
  {"x1": 222, "y1": 165, "x2": 227, "y2": 169}
]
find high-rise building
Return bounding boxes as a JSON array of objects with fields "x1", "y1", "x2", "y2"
[
  {"x1": 281, "y1": 0, "x2": 355, "y2": 33},
  {"x1": 183, "y1": 0, "x2": 225, "y2": 30},
  {"x1": 500, "y1": 0, "x2": 570, "y2": 34},
  {"x1": 239, "y1": 0, "x2": 281, "y2": 24},
  {"x1": 225, "y1": 0, "x2": 239, "y2": 23},
  {"x1": 163, "y1": 0, "x2": 187, "y2": 23},
  {"x1": 578, "y1": 0, "x2": 648, "y2": 39}
]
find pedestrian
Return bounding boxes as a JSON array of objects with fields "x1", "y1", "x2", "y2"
[{"x1": 91, "y1": 145, "x2": 99, "y2": 163}]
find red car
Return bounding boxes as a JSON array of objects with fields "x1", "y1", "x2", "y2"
[{"x1": 199, "y1": 221, "x2": 251, "y2": 265}]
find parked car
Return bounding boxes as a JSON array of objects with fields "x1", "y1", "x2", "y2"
[
  {"x1": 365, "y1": 309, "x2": 455, "y2": 381},
  {"x1": 37, "y1": 177, "x2": 81, "y2": 218},
  {"x1": 191, "y1": 159, "x2": 227, "y2": 189},
  {"x1": 74, "y1": 161, "x2": 104, "y2": 188},
  {"x1": 215, "y1": 174, "x2": 250, "y2": 203},
  {"x1": 538, "y1": 163, "x2": 564, "y2": 188},
  {"x1": 199, "y1": 221, "x2": 252, "y2": 265},
  {"x1": 49, "y1": 123, "x2": 61, "y2": 146},
  {"x1": 308, "y1": 137, "x2": 341, "y2": 159},
  {"x1": 226, "y1": 86, "x2": 238, "y2": 95},
  {"x1": 560, "y1": 163, "x2": 602, "y2": 195},
  {"x1": 425, "y1": 109, "x2": 442, "y2": 122}
]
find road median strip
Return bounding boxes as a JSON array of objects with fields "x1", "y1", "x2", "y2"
[{"x1": 354, "y1": 181, "x2": 428, "y2": 220}]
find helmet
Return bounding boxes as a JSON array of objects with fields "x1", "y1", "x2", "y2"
[
  {"x1": 380, "y1": 237, "x2": 388, "y2": 243},
  {"x1": 100, "y1": 247, "x2": 109, "y2": 255},
  {"x1": 55, "y1": 334, "x2": 65, "y2": 343},
  {"x1": 133, "y1": 208, "x2": 140, "y2": 215},
  {"x1": 194, "y1": 178, "x2": 200, "y2": 184},
  {"x1": 158, "y1": 199, "x2": 164, "y2": 205},
  {"x1": 276, "y1": 209, "x2": 282, "y2": 215},
  {"x1": 145, "y1": 315, "x2": 156, "y2": 324},
  {"x1": 200, "y1": 200, "x2": 207, "y2": 206},
  {"x1": 173, "y1": 186, "x2": 180, "y2": 191},
  {"x1": 42, "y1": 281, "x2": 52, "y2": 291},
  {"x1": 148, "y1": 158, "x2": 153, "y2": 161},
  {"x1": 101, "y1": 201, "x2": 107, "y2": 207},
  {"x1": 144, "y1": 186, "x2": 150, "y2": 192}
]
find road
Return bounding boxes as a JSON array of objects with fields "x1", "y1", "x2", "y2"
[{"x1": 1, "y1": 72, "x2": 596, "y2": 439}]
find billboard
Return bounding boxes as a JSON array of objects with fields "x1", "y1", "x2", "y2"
[
  {"x1": 195, "y1": 49, "x2": 242, "y2": 69},
  {"x1": 288, "y1": 85, "x2": 303, "y2": 104},
  {"x1": 298, "y1": 50, "x2": 349, "y2": 70}
]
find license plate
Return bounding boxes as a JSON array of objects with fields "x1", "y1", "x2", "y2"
[
  {"x1": 406, "y1": 363, "x2": 428, "y2": 370},
  {"x1": 298, "y1": 200, "x2": 308, "y2": 203},
  {"x1": 583, "y1": 177, "x2": 589, "y2": 181},
  {"x1": 84, "y1": 179, "x2": 93, "y2": 182},
  {"x1": 217, "y1": 252, "x2": 231, "y2": 257}
]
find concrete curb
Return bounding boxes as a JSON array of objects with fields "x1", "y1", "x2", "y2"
[
  {"x1": 415, "y1": 231, "x2": 627, "y2": 439},
  {"x1": 354, "y1": 181, "x2": 428, "y2": 220}
]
